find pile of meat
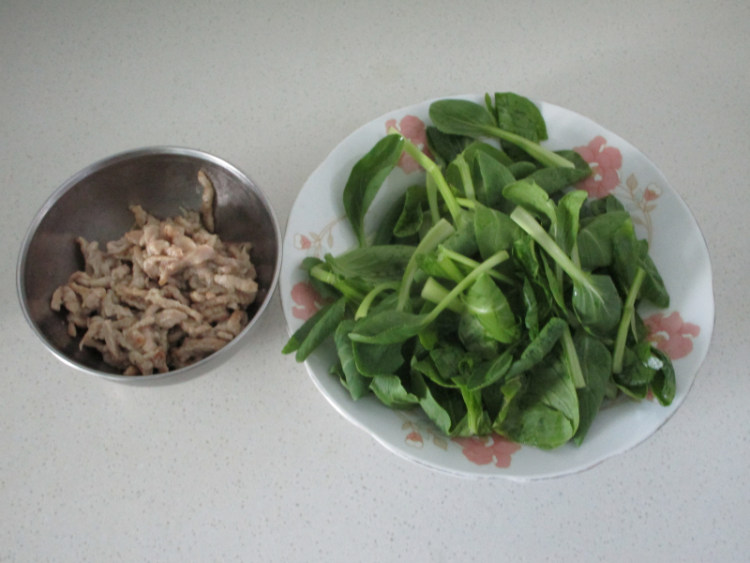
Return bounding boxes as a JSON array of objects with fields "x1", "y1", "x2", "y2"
[{"x1": 50, "y1": 170, "x2": 258, "y2": 375}]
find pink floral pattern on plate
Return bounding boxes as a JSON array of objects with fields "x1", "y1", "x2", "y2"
[
  {"x1": 400, "y1": 416, "x2": 450, "y2": 450},
  {"x1": 292, "y1": 215, "x2": 345, "y2": 258},
  {"x1": 290, "y1": 281, "x2": 328, "y2": 321},
  {"x1": 400, "y1": 415, "x2": 519, "y2": 468},
  {"x1": 644, "y1": 311, "x2": 701, "y2": 360},
  {"x1": 385, "y1": 115, "x2": 432, "y2": 173},
  {"x1": 452, "y1": 435, "x2": 522, "y2": 468},
  {"x1": 574, "y1": 135, "x2": 668, "y2": 244},
  {"x1": 575, "y1": 136, "x2": 623, "y2": 198}
]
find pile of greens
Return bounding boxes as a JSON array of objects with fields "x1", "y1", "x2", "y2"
[{"x1": 284, "y1": 92, "x2": 675, "y2": 449}]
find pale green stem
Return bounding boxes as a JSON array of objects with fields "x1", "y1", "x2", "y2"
[
  {"x1": 389, "y1": 127, "x2": 461, "y2": 224},
  {"x1": 438, "y1": 246, "x2": 514, "y2": 285},
  {"x1": 612, "y1": 268, "x2": 646, "y2": 374},
  {"x1": 453, "y1": 153, "x2": 475, "y2": 201},
  {"x1": 510, "y1": 206, "x2": 593, "y2": 294},
  {"x1": 562, "y1": 326, "x2": 586, "y2": 388},
  {"x1": 420, "y1": 277, "x2": 465, "y2": 314},
  {"x1": 396, "y1": 218, "x2": 455, "y2": 311},
  {"x1": 486, "y1": 126, "x2": 575, "y2": 169},
  {"x1": 423, "y1": 250, "x2": 509, "y2": 325},
  {"x1": 310, "y1": 264, "x2": 365, "y2": 301},
  {"x1": 355, "y1": 281, "x2": 400, "y2": 320}
]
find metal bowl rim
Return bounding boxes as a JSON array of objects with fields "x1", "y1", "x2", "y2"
[{"x1": 16, "y1": 145, "x2": 282, "y2": 381}]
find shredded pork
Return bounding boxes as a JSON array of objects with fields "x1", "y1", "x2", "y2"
[{"x1": 50, "y1": 170, "x2": 258, "y2": 375}]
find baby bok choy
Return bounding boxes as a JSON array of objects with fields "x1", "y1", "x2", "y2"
[{"x1": 283, "y1": 92, "x2": 675, "y2": 450}]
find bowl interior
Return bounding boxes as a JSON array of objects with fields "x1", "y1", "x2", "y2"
[{"x1": 19, "y1": 148, "x2": 280, "y2": 377}]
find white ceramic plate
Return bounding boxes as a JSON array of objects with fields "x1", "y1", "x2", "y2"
[{"x1": 280, "y1": 95, "x2": 713, "y2": 480}]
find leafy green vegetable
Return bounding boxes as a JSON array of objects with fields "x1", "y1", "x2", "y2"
[
  {"x1": 496, "y1": 355, "x2": 580, "y2": 449},
  {"x1": 343, "y1": 133, "x2": 404, "y2": 247},
  {"x1": 473, "y1": 203, "x2": 521, "y2": 259},
  {"x1": 491, "y1": 92, "x2": 548, "y2": 142},
  {"x1": 611, "y1": 221, "x2": 670, "y2": 308},
  {"x1": 571, "y1": 331, "x2": 613, "y2": 445},
  {"x1": 396, "y1": 218, "x2": 455, "y2": 311},
  {"x1": 429, "y1": 98, "x2": 575, "y2": 169},
  {"x1": 283, "y1": 297, "x2": 347, "y2": 362},
  {"x1": 576, "y1": 210, "x2": 631, "y2": 270},
  {"x1": 334, "y1": 319, "x2": 370, "y2": 400},
  {"x1": 462, "y1": 273, "x2": 519, "y2": 344},
  {"x1": 393, "y1": 185, "x2": 427, "y2": 238},
  {"x1": 471, "y1": 151, "x2": 516, "y2": 209},
  {"x1": 284, "y1": 91, "x2": 676, "y2": 450},
  {"x1": 326, "y1": 245, "x2": 415, "y2": 285},
  {"x1": 511, "y1": 206, "x2": 623, "y2": 336},
  {"x1": 506, "y1": 317, "x2": 567, "y2": 378},
  {"x1": 527, "y1": 163, "x2": 592, "y2": 195},
  {"x1": 370, "y1": 374, "x2": 419, "y2": 408}
]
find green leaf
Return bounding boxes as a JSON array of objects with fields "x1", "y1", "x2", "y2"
[
  {"x1": 369, "y1": 374, "x2": 419, "y2": 408},
  {"x1": 349, "y1": 309, "x2": 427, "y2": 345},
  {"x1": 458, "y1": 384, "x2": 491, "y2": 436},
  {"x1": 508, "y1": 161, "x2": 538, "y2": 179},
  {"x1": 473, "y1": 203, "x2": 521, "y2": 260},
  {"x1": 465, "y1": 348, "x2": 514, "y2": 390},
  {"x1": 297, "y1": 257, "x2": 342, "y2": 302},
  {"x1": 282, "y1": 297, "x2": 347, "y2": 362},
  {"x1": 513, "y1": 234, "x2": 542, "y2": 282},
  {"x1": 614, "y1": 340, "x2": 656, "y2": 399},
  {"x1": 334, "y1": 320, "x2": 370, "y2": 400},
  {"x1": 612, "y1": 267, "x2": 646, "y2": 374},
  {"x1": 326, "y1": 245, "x2": 416, "y2": 286},
  {"x1": 430, "y1": 98, "x2": 575, "y2": 169},
  {"x1": 462, "y1": 273, "x2": 520, "y2": 344},
  {"x1": 571, "y1": 331, "x2": 613, "y2": 445},
  {"x1": 463, "y1": 140, "x2": 514, "y2": 166},
  {"x1": 352, "y1": 339, "x2": 404, "y2": 377},
  {"x1": 527, "y1": 162, "x2": 592, "y2": 195},
  {"x1": 612, "y1": 222, "x2": 670, "y2": 308},
  {"x1": 492, "y1": 91, "x2": 548, "y2": 142},
  {"x1": 425, "y1": 125, "x2": 473, "y2": 167},
  {"x1": 498, "y1": 356, "x2": 580, "y2": 449},
  {"x1": 429, "y1": 99, "x2": 497, "y2": 138},
  {"x1": 503, "y1": 179, "x2": 557, "y2": 224},
  {"x1": 577, "y1": 210, "x2": 631, "y2": 270},
  {"x1": 458, "y1": 313, "x2": 499, "y2": 359},
  {"x1": 412, "y1": 339, "x2": 472, "y2": 389},
  {"x1": 587, "y1": 194, "x2": 626, "y2": 216},
  {"x1": 511, "y1": 206, "x2": 622, "y2": 337},
  {"x1": 554, "y1": 189, "x2": 588, "y2": 258},
  {"x1": 571, "y1": 274, "x2": 623, "y2": 337},
  {"x1": 650, "y1": 347, "x2": 676, "y2": 406},
  {"x1": 393, "y1": 184, "x2": 427, "y2": 238},
  {"x1": 440, "y1": 210, "x2": 478, "y2": 257},
  {"x1": 507, "y1": 317, "x2": 567, "y2": 378},
  {"x1": 492, "y1": 374, "x2": 525, "y2": 430},
  {"x1": 541, "y1": 252, "x2": 567, "y2": 313},
  {"x1": 412, "y1": 373, "x2": 470, "y2": 436},
  {"x1": 372, "y1": 192, "x2": 407, "y2": 245},
  {"x1": 446, "y1": 153, "x2": 475, "y2": 201},
  {"x1": 396, "y1": 217, "x2": 455, "y2": 311},
  {"x1": 522, "y1": 277, "x2": 540, "y2": 339},
  {"x1": 343, "y1": 133, "x2": 404, "y2": 247},
  {"x1": 472, "y1": 150, "x2": 516, "y2": 209}
]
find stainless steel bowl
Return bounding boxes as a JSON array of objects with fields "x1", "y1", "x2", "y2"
[{"x1": 17, "y1": 146, "x2": 281, "y2": 382}]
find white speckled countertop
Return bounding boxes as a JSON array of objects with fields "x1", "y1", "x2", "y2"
[{"x1": 2, "y1": 1, "x2": 748, "y2": 561}]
